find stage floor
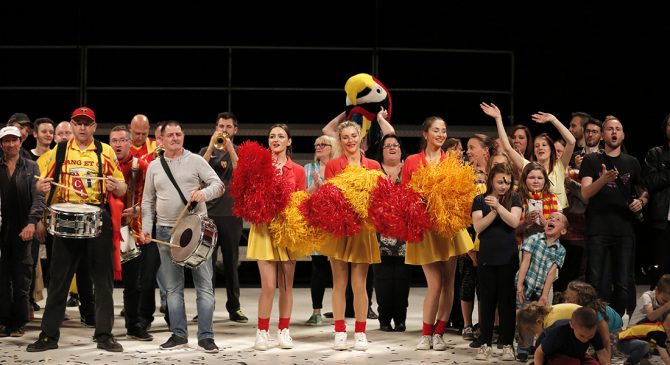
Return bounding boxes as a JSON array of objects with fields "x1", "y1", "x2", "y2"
[{"x1": 0, "y1": 287, "x2": 648, "y2": 364}]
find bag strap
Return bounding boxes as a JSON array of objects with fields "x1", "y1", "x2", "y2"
[
  {"x1": 94, "y1": 139, "x2": 104, "y2": 205},
  {"x1": 159, "y1": 155, "x2": 189, "y2": 207}
]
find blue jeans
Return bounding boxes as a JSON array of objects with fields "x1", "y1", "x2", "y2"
[
  {"x1": 586, "y1": 235, "x2": 634, "y2": 316},
  {"x1": 617, "y1": 339, "x2": 649, "y2": 364},
  {"x1": 156, "y1": 225, "x2": 215, "y2": 340}
]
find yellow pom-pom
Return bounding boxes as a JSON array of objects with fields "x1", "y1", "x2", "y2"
[
  {"x1": 407, "y1": 154, "x2": 477, "y2": 237},
  {"x1": 269, "y1": 191, "x2": 328, "y2": 257},
  {"x1": 328, "y1": 165, "x2": 384, "y2": 219}
]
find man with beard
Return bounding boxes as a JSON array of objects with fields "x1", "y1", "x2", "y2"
[{"x1": 579, "y1": 115, "x2": 648, "y2": 316}]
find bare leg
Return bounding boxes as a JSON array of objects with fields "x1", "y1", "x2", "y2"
[{"x1": 257, "y1": 261, "x2": 278, "y2": 318}]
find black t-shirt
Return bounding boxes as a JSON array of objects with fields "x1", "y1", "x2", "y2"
[
  {"x1": 472, "y1": 192, "x2": 521, "y2": 266},
  {"x1": 579, "y1": 151, "x2": 641, "y2": 236},
  {"x1": 198, "y1": 145, "x2": 237, "y2": 216},
  {"x1": 539, "y1": 320, "x2": 604, "y2": 359}
]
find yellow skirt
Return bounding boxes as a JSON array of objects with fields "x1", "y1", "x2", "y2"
[
  {"x1": 318, "y1": 225, "x2": 381, "y2": 264},
  {"x1": 246, "y1": 224, "x2": 306, "y2": 261},
  {"x1": 405, "y1": 228, "x2": 474, "y2": 265}
]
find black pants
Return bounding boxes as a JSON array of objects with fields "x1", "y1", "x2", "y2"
[
  {"x1": 209, "y1": 215, "x2": 242, "y2": 314},
  {"x1": 345, "y1": 265, "x2": 374, "y2": 316},
  {"x1": 40, "y1": 210, "x2": 115, "y2": 341},
  {"x1": 29, "y1": 238, "x2": 40, "y2": 306},
  {"x1": 373, "y1": 256, "x2": 411, "y2": 325},
  {"x1": 553, "y1": 239, "x2": 586, "y2": 293},
  {"x1": 477, "y1": 262, "x2": 517, "y2": 346},
  {"x1": 122, "y1": 242, "x2": 160, "y2": 332},
  {"x1": 310, "y1": 255, "x2": 331, "y2": 309},
  {"x1": 75, "y1": 255, "x2": 96, "y2": 321},
  {"x1": 0, "y1": 234, "x2": 33, "y2": 330},
  {"x1": 586, "y1": 235, "x2": 634, "y2": 316}
]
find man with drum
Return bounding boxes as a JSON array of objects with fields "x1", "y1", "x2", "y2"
[
  {"x1": 29, "y1": 106, "x2": 127, "y2": 352},
  {"x1": 109, "y1": 125, "x2": 157, "y2": 341},
  {"x1": 0, "y1": 126, "x2": 44, "y2": 337},
  {"x1": 140, "y1": 120, "x2": 224, "y2": 353}
]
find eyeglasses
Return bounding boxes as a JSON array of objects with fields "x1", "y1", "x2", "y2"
[
  {"x1": 383, "y1": 143, "x2": 400, "y2": 149},
  {"x1": 314, "y1": 143, "x2": 331, "y2": 148},
  {"x1": 71, "y1": 120, "x2": 94, "y2": 127},
  {"x1": 110, "y1": 138, "x2": 129, "y2": 144}
]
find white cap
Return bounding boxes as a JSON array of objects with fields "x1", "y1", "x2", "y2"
[{"x1": 0, "y1": 126, "x2": 21, "y2": 140}]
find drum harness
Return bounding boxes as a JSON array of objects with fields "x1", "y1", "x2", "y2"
[
  {"x1": 125, "y1": 157, "x2": 139, "y2": 226},
  {"x1": 47, "y1": 140, "x2": 105, "y2": 208},
  {"x1": 159, "y1": 155, "x2": 198, "y2": 223}
]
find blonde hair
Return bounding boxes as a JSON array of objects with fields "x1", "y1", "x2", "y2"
[
  {"x1": 517, "y1": 301, "x2": 552, "y2": 329},
  {"x1": 313, "y1": 135, "x2": 338, "y2": 162}
]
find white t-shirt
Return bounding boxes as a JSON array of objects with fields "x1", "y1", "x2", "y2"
[{"x1": 628, "y1": 290, "x2": 666, "y2": 325}]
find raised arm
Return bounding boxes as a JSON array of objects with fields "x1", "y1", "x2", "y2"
[
  {"x1": 480, "y1": 102, "x2": 525, "y2": 171},
  {"x1": 531, "y1": 111, "x2": 576, "y2": 168},
  {"x1": 322, "y1": 111, "x2": 346, "y2": 138},
  {"x1": 376, "y1": 107, "x2": 395, "y2": 136}
]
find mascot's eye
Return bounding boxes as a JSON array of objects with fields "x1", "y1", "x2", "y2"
[{"x1": 376, "y1": 88, "x2": 382, "y2": 94}]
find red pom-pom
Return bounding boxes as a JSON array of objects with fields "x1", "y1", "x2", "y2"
[
  {"x1": 368, "y1": 177, "x2": 431, "y2": 242},
  {"x1": 230, "y1": 141, "x2": 291, "y2": 224},
  {"x1": 300, "y1": 184, "x2": 361, "y2": 237}
]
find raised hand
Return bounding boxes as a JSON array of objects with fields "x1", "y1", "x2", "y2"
[{"x1": 480, "y1": 102, "x2": 502, "y2": 120}]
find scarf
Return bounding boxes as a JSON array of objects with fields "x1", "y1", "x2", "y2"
[{"x1": 524, "y1": 191, "x2": 559, "y2": 218}]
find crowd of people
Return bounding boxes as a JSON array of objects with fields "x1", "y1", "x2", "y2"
[{"x1": 1, "y1": 104, "x2": 670, "y2": 364}]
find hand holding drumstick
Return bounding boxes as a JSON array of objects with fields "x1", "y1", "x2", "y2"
[{"x1": 171, "y1": 188, "x2": 202, "y2": 235}]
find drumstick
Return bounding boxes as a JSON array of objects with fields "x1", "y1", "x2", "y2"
[
  {"x1": 171, "y1": 188, "x2": 199, "y2": 235},
  {"x1": 132, "y1": 234, "x2": 180, "y2": 248},
  {"x1": 33, "y1": 175, "x2": 83, "y2": 197}
]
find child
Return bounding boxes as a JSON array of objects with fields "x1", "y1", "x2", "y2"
[
  {"x1": 617, "y1": 315, "x2": 670, "y2": 365},
  {"x1": 535, "y1": 307, "x2": 611, "y2": 365},
  {"x1": 517, "y1": 162, "x2": 562, "y2": 239},
  {"x1": 516, "y1": 212, "x2": 568, "y2": 307},
  {"x1": 628, "y1": 274, "x2": 670, "y2": 326},
  {"x1": 516, "y1": 301, "x2": 582, "y2": 361},
  {"x1": 564, "y1": 280, "x2": 624, "y2": 360},
  {"x1": 470, "y1": 162, "x2": 522, "y2": 361}
]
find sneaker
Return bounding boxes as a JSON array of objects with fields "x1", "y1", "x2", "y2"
[
  {"x1": 462, "y1": 325, "x2": 475, "y2": 340},
  {"x1": 367, "y1": 307, "x2": 378, "y2": 320},
  {"x1": 27, "y1": 335, "x2": 58, "y2": 352},
  {"x1": 469, "y1": 338, "x2": 487, "y2": 348},
  {"x1": 354, "y1": 332, "x2": 368, "y2": 351},
  {"x1": 416, "y1": 335, "x2": 432, "y2": 350},
  {"x1": 127, "y1": 330, "x2": 153, "y2": 341},
  {"x1": 501, "y1": 345, "x2": 516, "y2": 361},
  {"x1": 306, "y1": 313, "x2": 323, "y2": 326},
  {"x1": 323, "y1": 312, "x2": 334, "y2": 319},
  {"x1": 230, "y1": 310, "x2": 249, "y2": 323},
  {"x1": 516, "y1": 346, "x2": 529, "y2": 362},
  {"x1": 474, "y1": 344, "x2": 492, "y2": 361},
  {"x1": 97, "y1": 336, "x2": 123, "y2": 352},
  {"x1": 160, "y1": 334, "x2": 188, "y2": 350},
  {"x1": 432, "y1": 334, "x2": 447, "y2": 351},
  {"x1": 254, "y1": 329, "x2": 270, "y2": 351},
  {"x1": 334, "y1": 331, "x2": 348, "y2": 350},
  {"x1": 277, "y1": 328, "x2": 293, "y2": 349},
  {"x1": 197, "y1": 338, "x2": 219, "y2": 353},
  {"x1": 10, "y1": 327, "x2": 25, "y2": 337},
  {"x1": 67, "y1": 295, "x2": 79, "y2": 307}
]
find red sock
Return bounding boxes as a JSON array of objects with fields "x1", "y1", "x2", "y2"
[
  {"x1": 258, "y1": 317, "x2": 270, "y2": 331},
  {"x1": 355, "y1": 321, "x2": 366, "y2": 333},
  {"x1": 278, "y1": 317, "x2": 290, "y2": 330},
  {"x1": 433, "y1": 320, "x2": 448, "y2": 335},
  {"x1": 334, "y1": 319, "x2": 346, "y2": 333},
  {"x1": 422, "y1": 322, "x2": 434, "y2": 336}
]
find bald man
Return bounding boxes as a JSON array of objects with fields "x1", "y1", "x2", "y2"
[
  {"x1": 54, "y1": 121, "x2": 73, "y2": 143},
  {"x1": 129, "y1": 114, "x2": 156, "y2": 159}
]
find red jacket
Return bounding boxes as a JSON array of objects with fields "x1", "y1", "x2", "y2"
[{"x1": 325, "y1": 154, "x2": 381, "y2": 180}]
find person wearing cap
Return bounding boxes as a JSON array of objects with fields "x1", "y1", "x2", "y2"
[
  {"x1": 29, "y1": 106, "x2": 127, "y2": 353},
  {"x1": 0, "y1": 126, "x2": 44, "y2": 337},
  {"x1": 129, "y1": 114, "x2": 157, "y2": 160},
  {"x1": 5, "y1": 112, "x2": 33, "y2": 160}
]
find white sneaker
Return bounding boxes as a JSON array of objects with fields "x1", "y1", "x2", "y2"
[
  {"x1": 432, "y1": 334, "x2": 447, "y2": 351},
  {"x1": 254, "y1": 329, "x2": 270, "y2": 351},
  {"x1": 416, "y1": 335, "x2": 432, "y2": 350},
  {"x1": 334, "y1": 332, "x2": 348, "y2": 350},
  {"x1": 353, "y1": 332, "x2": 368, "y2": 351},
  {"x1": 501, "y1": 345, "x2": 516, "y2": 361},
  {"x1": 475, "y1": 344, "x2": 492, "y2": 361},
  {"x1": 277, "y1": 328, "x2": 293, "y2": 349}
]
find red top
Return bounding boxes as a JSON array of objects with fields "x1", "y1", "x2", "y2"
[
  {"x1": 117, "y1": 154, "x2": 149, "y2": 234},
  {"x1": 401, "y1": 149, "x2": 446, "y2": 185},
  {"x1": 282, "y1": 157, "x2": 306, "y2": 192},
  {"x1": 325, "y1": 154, "x2": 382, "y2": 180}
]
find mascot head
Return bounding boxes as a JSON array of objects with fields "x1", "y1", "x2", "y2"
[{"x1": 344, "y1": 73, "x2": 392, "y2": 142}]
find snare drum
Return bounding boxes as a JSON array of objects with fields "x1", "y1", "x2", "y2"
[
  {"x1": 45, "y1": 203, "x2": 102, "y2": 238},
  {"x1": 170, "y1": 214, "x2": 218, "y2": 269},
  {"x1": 120, "y1": 225, "x2": 141, "y2": 263}
]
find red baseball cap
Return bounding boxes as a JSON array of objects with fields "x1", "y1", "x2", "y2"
[{"x1": 71, "y1": 106, "x2": 96, "y2": 122}]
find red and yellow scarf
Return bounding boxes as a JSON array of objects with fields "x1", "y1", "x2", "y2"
[{"x1": 524, "y1": 191, "x2": 560, "y2": 218}]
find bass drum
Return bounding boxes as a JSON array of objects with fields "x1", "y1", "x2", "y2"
[{"x1": 170, "y1": 214, "x2": 218, "y2": 269}]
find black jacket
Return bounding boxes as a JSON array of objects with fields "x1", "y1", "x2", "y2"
[
  {"x1": 642, "y1": 144, "x2": 670, "y2": 230},
  {"x1": 0, "y1": 156, "x2": 45, "y2": 234}
]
